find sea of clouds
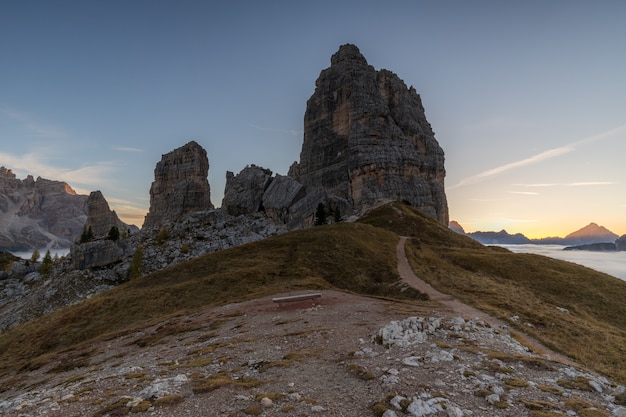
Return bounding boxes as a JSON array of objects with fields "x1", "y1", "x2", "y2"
[{"x1": 499, "y1": 244, "x2": 626, "y2": 281}]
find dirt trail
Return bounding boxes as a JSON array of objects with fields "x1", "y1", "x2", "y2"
[{"x1": 396, "y1": 236, "x2": 576, "y2": 366}]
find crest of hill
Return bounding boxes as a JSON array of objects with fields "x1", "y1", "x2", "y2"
[{"x1": 1, "y1": 202, "x2": 625, "y2": 385}]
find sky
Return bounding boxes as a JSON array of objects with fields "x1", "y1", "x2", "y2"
[{"x1": 1, "y1": 1, "x2": 625, "y2": 238}]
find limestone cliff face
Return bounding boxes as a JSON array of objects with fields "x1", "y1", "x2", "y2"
[
  {"x1": 222, "y1": 165, "x2": 273, "y2": 216},
  {"x1": 294, "y1": 44, "x2": 448, "y2": 224},
  {"x1": 143, "y1": 141, "x2": 214, "y2": 228},
  {"x1": 84, "y1": 191, "x2": 130, "y2": 239},
  {"x1": 0, "y1": 166, "x2": 88, "y2": 250},
  {"x1": 70, "y1": 191, "x2": 134, "y2": 270}
]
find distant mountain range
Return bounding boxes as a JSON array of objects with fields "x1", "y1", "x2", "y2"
[{"x1": 449, "y1": 221, "x2": 623, "y2": 248}]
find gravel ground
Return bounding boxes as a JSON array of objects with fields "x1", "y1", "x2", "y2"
[
  {"x1": 1, "y1": 238, "x2": 624, "y2": 417},
  {"x1": 1, "y1": 290, "x2": 624, "y2": 417}
]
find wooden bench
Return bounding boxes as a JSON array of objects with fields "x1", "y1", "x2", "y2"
[{"x1": 272, "y1": 293, "x2": 322, "y2": 303}]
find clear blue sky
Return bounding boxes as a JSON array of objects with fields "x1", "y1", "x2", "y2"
[{"x1": 1, "y1": 1, "x2": 625, "y2": 237}]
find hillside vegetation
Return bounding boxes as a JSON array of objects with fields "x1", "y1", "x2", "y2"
[
  {"x1": 359, "y1": 202, "x2": 626, "y2": 383},
  {"x1": 0, "y1": 222, "x2": 424, "y2": 378},
  {"x1": 0, "y1": 201, "x2": 624, "y2": 386}
]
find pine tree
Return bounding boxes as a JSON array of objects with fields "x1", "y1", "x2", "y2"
[
  {"x1": 334, "y1": 207, "x2": 341, "y2": 223},
  {"x1": 314, "y1": 203, "x2": 327, "y2": 226},
  {"x1": 39, "y1": 250, "x2": 53, "y2": 275},
  {"x1": 129, "y1": 245, "x2": 145, "y2": 279},
  {"x1": 80, "y1": 225, "x2": 94, "y2": 243},
  {"x1": 108, "y1": 226, "x2": 120, "y2": 241},
  {"x1": 30, "y1": 250, "x2": 40, "y2": 263}
]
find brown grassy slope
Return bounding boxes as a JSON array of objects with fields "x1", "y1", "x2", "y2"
[
  {"x1": 0, "y1": 222, "x2": 425, "y2": 376},
  {"x1": 0, "y1": 252, "x2": 20, "y2": 270},
  {"x1": 358, "y1": 202, "x2": 626, "y2": 384}
]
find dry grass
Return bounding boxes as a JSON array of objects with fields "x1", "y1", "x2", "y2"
[
  {"x1": 0, "y1": 222, "x2": 424, "y2": 377},
  {"x1": 346, "y1": 363, "x2": 376, "y2": 380},
  {"x1": 361, "y1": 203, "x2": 626, "y2": 384},
  {"x1": 1, "y1": 200, "x2": 624, "y2": 391},
  {"x1": 190, "y1": 372, "x2": 266, "y2": 394}
]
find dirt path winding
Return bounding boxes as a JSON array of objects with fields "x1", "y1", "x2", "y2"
[{"x1": 396, "y1": 236, "x2": 576, "y2": 365}]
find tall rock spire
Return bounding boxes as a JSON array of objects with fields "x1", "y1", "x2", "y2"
[
  {"x1": 293, "y1": 44, "x2": 449, "y2": 224},
  {"x1": 143, "y1": 141, "x2": 213, "y2": 228}
]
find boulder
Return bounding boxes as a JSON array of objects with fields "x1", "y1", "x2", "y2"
[
  {"x1": 294, "y1": 44, "x2": 448, "y2": 224},
  {"x1": 261, "y1": 174, "x2": 305, "y2": 224},
  {"x1": 143, "y1": 141, "x2": 213, "y2": 228},
  {"x1": 71, "y1": 239, "x2": 130, "y2": 270},
  {"x1": 222, "y1": 165, "x2": 273, "y2": 216}
]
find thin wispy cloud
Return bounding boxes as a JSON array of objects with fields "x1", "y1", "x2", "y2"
[
  {"x1": 114, "y1": 146, "x2": 143, "y2": 152},
  {"x1": 250, "y1": 124, "x2": 303, "y2": 136},
  {"x1": 448, "y1": 124, "x2": 626, "y2": 190},
  {"x1": 0, "y1": 150, "x2": 118, "y2": 189},
  {"x1": 448, "y1": 146, "x2": 573, "y2": 190},
  {"x1": 514, "y1": 183, "x2": 558, "y2": 188},
  {"x1": 513, "y1": 182, "x2": 614, "y2": 188},
  {"x1": 509, "y1": 191, "x2": 539, "y2": 195},
  {"x1": 0, "y1": 105, "x2": 66, "y2": 138},
  {"x1": 566, "y1": 181, "x2": 614, "y2": 187}
]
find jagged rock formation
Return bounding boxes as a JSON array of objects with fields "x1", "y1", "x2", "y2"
[
  {"x1": 143, "y1": 141, "x2": 213, "y2": 229},
  {"x1": 222, "y1": 44, "x2": 449, "y2": 227},
  {"x1": 83, "y1": 191, "x2": 133, "y2": 239},
  {"x1": 222, "y1": 165, "x2": 273, "y2": 216},
  {"x1": 70, "y1": 191, "x2": 136, "y2": 270},
  {"x1": 222, "y1": 166, "x2": 308, "y2": 227},
  {"x1": 0, "y1": 166, "x2": 88, "y2": 250},
  {"x1": 290, "y1": 44, "x2": 448, "y2": 225},
  {"x1": 261, "y1": 174, "x2": 306, "y2": 225}
]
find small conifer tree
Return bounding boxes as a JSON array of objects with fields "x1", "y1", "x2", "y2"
[
  {"x1": 334, "y1": 207, "x2": 341, "y2": 223},
  {"x1": 30, "y1": 249, "x2": 40, "y2": 263},
  {"x1": 39, "y1": 250, "x2": 53, "y2": 275},
  {"x1": 80, "y1": 225, "x2": 94, "y2": 243},
  {"x1": 314, "y1": 203, "x2": 327, "y2": 226},
  {"x1": 129, "y1": 245, "x2": 145, "y2": 279},
  {"x1": 108, "y1": 226, "x2": 120, "y2": 241}
]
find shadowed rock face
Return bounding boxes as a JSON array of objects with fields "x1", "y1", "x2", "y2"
[
  {"x1": 292, "y1": 44, "x2": 449, "y2": 224},
  {"x1": 222, "y1": 165, "x2": 273, "y2": 216},
  {"x1": 0, "y1": 166, "x2": 88, "y2": 250},
  {"x1": 84, "y1": 191, "x2": 130, "y2": 239},
  {"x1": 143, "y1": 141, "x2": 214, "y2": 229}
]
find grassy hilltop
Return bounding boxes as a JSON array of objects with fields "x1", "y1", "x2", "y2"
[{"x1": 0, "y1": 202, "x2": 624, "y2": 384}]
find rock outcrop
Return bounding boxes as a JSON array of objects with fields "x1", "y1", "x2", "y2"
[
  {"x1": 83, "y1": 191, "x2": 132, "y2": 239},
  {"x1": 0, "y1": 166, "x2": 88, "y2": 250},
  {"x1": 71, "y1": 239, "x2": 131, "y2": 270},
  {"x1": 143, "y1": 141, "x2": 213, "y2": 229},
  {"x1": 221, "y1": 44, "x2": 449, "y2": 228},
  {"x1": 291, "y1": 44, "x2": 448, "y2": 225},
  {"x1": 70, "y1": 191, "x2": 137, "y2": 270},
  {"x1": 222, "y1": 165, "x2": 273, "y2": 216}
]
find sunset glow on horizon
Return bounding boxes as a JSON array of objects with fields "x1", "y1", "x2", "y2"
[{"x1": 1, "y1": 1, "x2": 624, "y2": 237}]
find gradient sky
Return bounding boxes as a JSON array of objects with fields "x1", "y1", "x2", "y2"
[{"x1": 1, "y1": 1, "x2": 625, "y2": 238}]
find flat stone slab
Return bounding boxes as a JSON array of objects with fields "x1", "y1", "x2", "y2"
[{"x1": 272, "y1": 293, "x2": 322, "y2": 303}]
